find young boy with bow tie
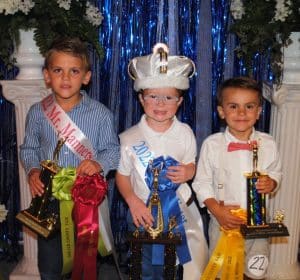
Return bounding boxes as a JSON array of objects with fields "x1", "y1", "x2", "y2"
[{"x1": 192, "y1": 77, "x2": 282, "y2": 279}]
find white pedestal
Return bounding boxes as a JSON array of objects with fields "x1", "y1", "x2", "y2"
[
  {"x1": 13, "y1": 29, "x2": 44, "y2": 80},
  {"x1": 267, "y1": 32, "x2": 300, "y2": 280},
  {"x1": 0, "y1": 80, "x2": 49, "y2": 280}
]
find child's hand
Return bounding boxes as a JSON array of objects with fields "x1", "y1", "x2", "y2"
[
  {"x1": 127, "y1": 195, "x2": 154, "y2": 229},
  {"x1": 256, "y1": 175, "x2": 276, "y2": 194},
  {"x1": 77, "y1": 159, "x2": 102, "y2": 176},
  {"x1": 28, "y1": 168, "x2": 44, "y2": 197},
  {"x1": 166, "y1": 163, "x2": 195, "y2": 184},
  {"x1": 214, "y1": 204, "x2": 245, "y2": 230}
]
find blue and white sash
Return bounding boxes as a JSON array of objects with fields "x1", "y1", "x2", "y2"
[{"x1": 128, "y1": 135, "x2": 191, "y2": 265}]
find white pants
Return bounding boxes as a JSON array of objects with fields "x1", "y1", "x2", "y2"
[{"x1": 208, "y1": 216, "x2": 269, "y2": 279}]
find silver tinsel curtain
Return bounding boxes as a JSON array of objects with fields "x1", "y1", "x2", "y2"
[{"x1": 0, "y1": 0, "x2": 273, "y2": 261}]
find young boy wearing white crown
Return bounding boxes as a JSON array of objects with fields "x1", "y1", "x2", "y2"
[{"x1": 116, "y1": 43, "x2": 208, "y2": 279}]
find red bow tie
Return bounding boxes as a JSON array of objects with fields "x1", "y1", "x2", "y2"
[{"x1": 227, "y1": 142, "x2": 252, "y2": 152}]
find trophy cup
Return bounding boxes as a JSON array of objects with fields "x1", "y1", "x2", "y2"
[
  {"x1": 16, "y1": 138, "x2": 66, "y2": 238},
  {"x1": 128, "y1": 166, "x2": 181, "y2": 280},
  {"x1": 240, "y1": 141, "x2": 289, "y2": 239}
]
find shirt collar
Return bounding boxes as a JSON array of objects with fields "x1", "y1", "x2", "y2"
[
  {"x1": 51, "y1": 90, "x2": 90, "y2": 110},
  {"x1": 139, "y1": 114, "x2": 180, "y2": 139},
  {"x1": 224, "y1": 126, "x2": 257, "y2": 143},
  {"x1": 79, "y1": 90, "x2": 91, "y2": 107}
]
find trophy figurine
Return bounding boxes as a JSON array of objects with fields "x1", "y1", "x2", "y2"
[
  {"x1": 240, "y1": 141, "x2": 289, "y2": 239},
  {"x1": 16, "y1": 138, "x2": 66, "y2": 238},
  {"x1": 145, "y1": 168, "x2": 164, "y2": 239},
  {"x1": 128, "y1": 163, "x2": 181, "y2": 280}
]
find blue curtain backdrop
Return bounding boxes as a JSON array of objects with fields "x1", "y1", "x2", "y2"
[
  {"x1": 0, "y1": 65, "x2": 20, "y2": 260},
  {"x1": 0, "y1": 0, "x2": 273, "y2": 260}
]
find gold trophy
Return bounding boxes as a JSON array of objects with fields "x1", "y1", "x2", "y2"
[
  {"x1": 128, "y1": 164, "x2": 181, "y2": 280},
  {"x1": 144, "y1": 168, "x2": 164, "y2": 239},
  {"x1": 240, "y1": 141, "x2": 289, "y2": 238},
  {"x1": 16, "y1": 138, "x2": 66, "y2": 238}
]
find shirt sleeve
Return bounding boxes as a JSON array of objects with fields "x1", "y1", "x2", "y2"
[
  {"x1": 182, "y1": 126, "x2": 197, "y2": 164},
  {"x1": 94, "y1": 110, "x2": 120, "y2": 176},
  {"x1": 117, "y1": 144, "x2": 133, "y2": 176},
  {"x1": 262, "y1": 136, "x2": 282, "y2": 192},
  {"x1": 192, "y1": 138, "x2": 216, "y2": 207},
  {"x1": 19, "y1": 104, "x2": 42, "y2": 174},
  {"x1": 117, "y1": 128, "x2": 135, "y2": 176}
]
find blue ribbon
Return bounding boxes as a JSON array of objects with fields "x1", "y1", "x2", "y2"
[{"x1": 145, "y1": 156, "x2": 191, "y2": 265}]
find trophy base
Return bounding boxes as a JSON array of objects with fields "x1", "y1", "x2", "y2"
[
  {"x1": 240, "y1": 223, "x2": 289, "y2": 239},
  {"x1": 16, "y1": 210, "x2": 59, "y2": 238},
  {"x1": 127, "y1": 231, "x2": 181, "y2": 280}
]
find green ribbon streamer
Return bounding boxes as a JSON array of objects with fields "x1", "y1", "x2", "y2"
[
  {"x1": 52, "y1": 167, "x2": 76, "y2": 275},
  {"x1": 98, "y1": 232, "x2": 109, "y2": 256}
]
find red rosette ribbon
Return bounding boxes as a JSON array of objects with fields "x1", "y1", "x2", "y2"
[{"x1": 71, "y1": 173, "x2": 108, "y2": 280}]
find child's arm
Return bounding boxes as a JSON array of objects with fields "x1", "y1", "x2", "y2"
[
  {"x1": 93, "y1": 111, "x2": 120, "y2": 176},
  {"x1": 204, "y1": 198, "x2": 245, "y2": 230},
  {"x1": 256, "y1": 175, "x2": 277, "y2": 194},
  {"x1": 116, "y1": 171, "x2": 154, "y2": 228},
  {"x1": 258, "y1": 136, "x2": 282, "y2": 193},
  {"x1": 76, "y1": 159, "x2": 102, "y2": 176},
  {"x1": 28, "y1": 168, "x2": 44, "y2": 197},
  {"x1": 166, "y1": 125, "x2": 196, "y2": 184},
  {"x1": 20, "y1": 105, "x2": 44, "y2": 197},
  {"x1": 166, "y1": 162, "x2": 195, "y2": 184}
]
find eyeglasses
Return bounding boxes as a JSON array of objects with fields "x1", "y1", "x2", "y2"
[{"x1": 142, "y1": 94, "x2": 180, "y2": 105}]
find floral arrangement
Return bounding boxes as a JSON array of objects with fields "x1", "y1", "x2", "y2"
[
  {"x1": 0, "y1": 0, "x2": 104, "y2": 70},
  {"x1": 230, "y1": 0, "x2": 300, "y2": 86}
]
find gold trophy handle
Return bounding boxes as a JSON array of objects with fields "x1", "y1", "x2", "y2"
[
  {"x1": 53, "y1": 137, "x2": 67, "y2": 162},
  {"x1": 146, "y1": 167, "x2": 164, "y2": 239}
]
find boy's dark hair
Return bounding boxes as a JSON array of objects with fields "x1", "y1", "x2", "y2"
[
  {"x1": 44, "y1": 37, "x2": 91, "y2": 71},
  {"x1": 217, "y1": 77, "x2": 263, "y2": 106}
]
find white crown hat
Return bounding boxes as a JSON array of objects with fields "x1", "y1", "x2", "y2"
[{"x1": 128, "y1": 43, "x2": 195, "y2": 91}]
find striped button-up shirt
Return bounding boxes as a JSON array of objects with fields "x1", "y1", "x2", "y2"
[{"x1": 20, "y1": 91, "x2": 120, "y2": 176}]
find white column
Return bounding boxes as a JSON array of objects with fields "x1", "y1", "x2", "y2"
[
  {"x1": 0, "y1": 80, "x2": 49, "y2": 280},
  {"x1": 267, "y1": 32, "x2": 300, "y2": 280}
]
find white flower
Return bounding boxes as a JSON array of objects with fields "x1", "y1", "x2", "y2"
[
  {"x1": 274, "y1": 0, "x2": 292, "y2": 22},
  {"x1": 85, "y1": 1, "x2": 104, "y2": 27},
  {"x1": 0, "y1": 204, "x2": 8, "y2": 223},
  {"x1": 18, "y1": 0, "x2": 34, "y2": 15},
  {"x1": 230, "y1": 0, "x2": 245, "y2": 20},
  {"x1": 0, "y1": 0, "x2": 34, "y2": 15},
  {"x1": 0, "y1": 0, "x2": 19, "y2": 15},
  {"x1": 56, "y1": 0, "x2": 71, "y2": 10}
]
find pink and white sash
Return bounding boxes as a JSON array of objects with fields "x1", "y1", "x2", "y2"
[
  {"x1": 41, "y1": 93, "x2": 120, "y2": 274},
  {"x1": 41, "y1": 94, "x2": 95, "y2": 160}
]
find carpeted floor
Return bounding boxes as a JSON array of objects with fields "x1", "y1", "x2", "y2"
[
  {"x1": 1, "y1": 245, "x2": 299, "y2": 280},
  {"x1": 0, "y1": 255, "x2": 128, "y2": 280}
]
